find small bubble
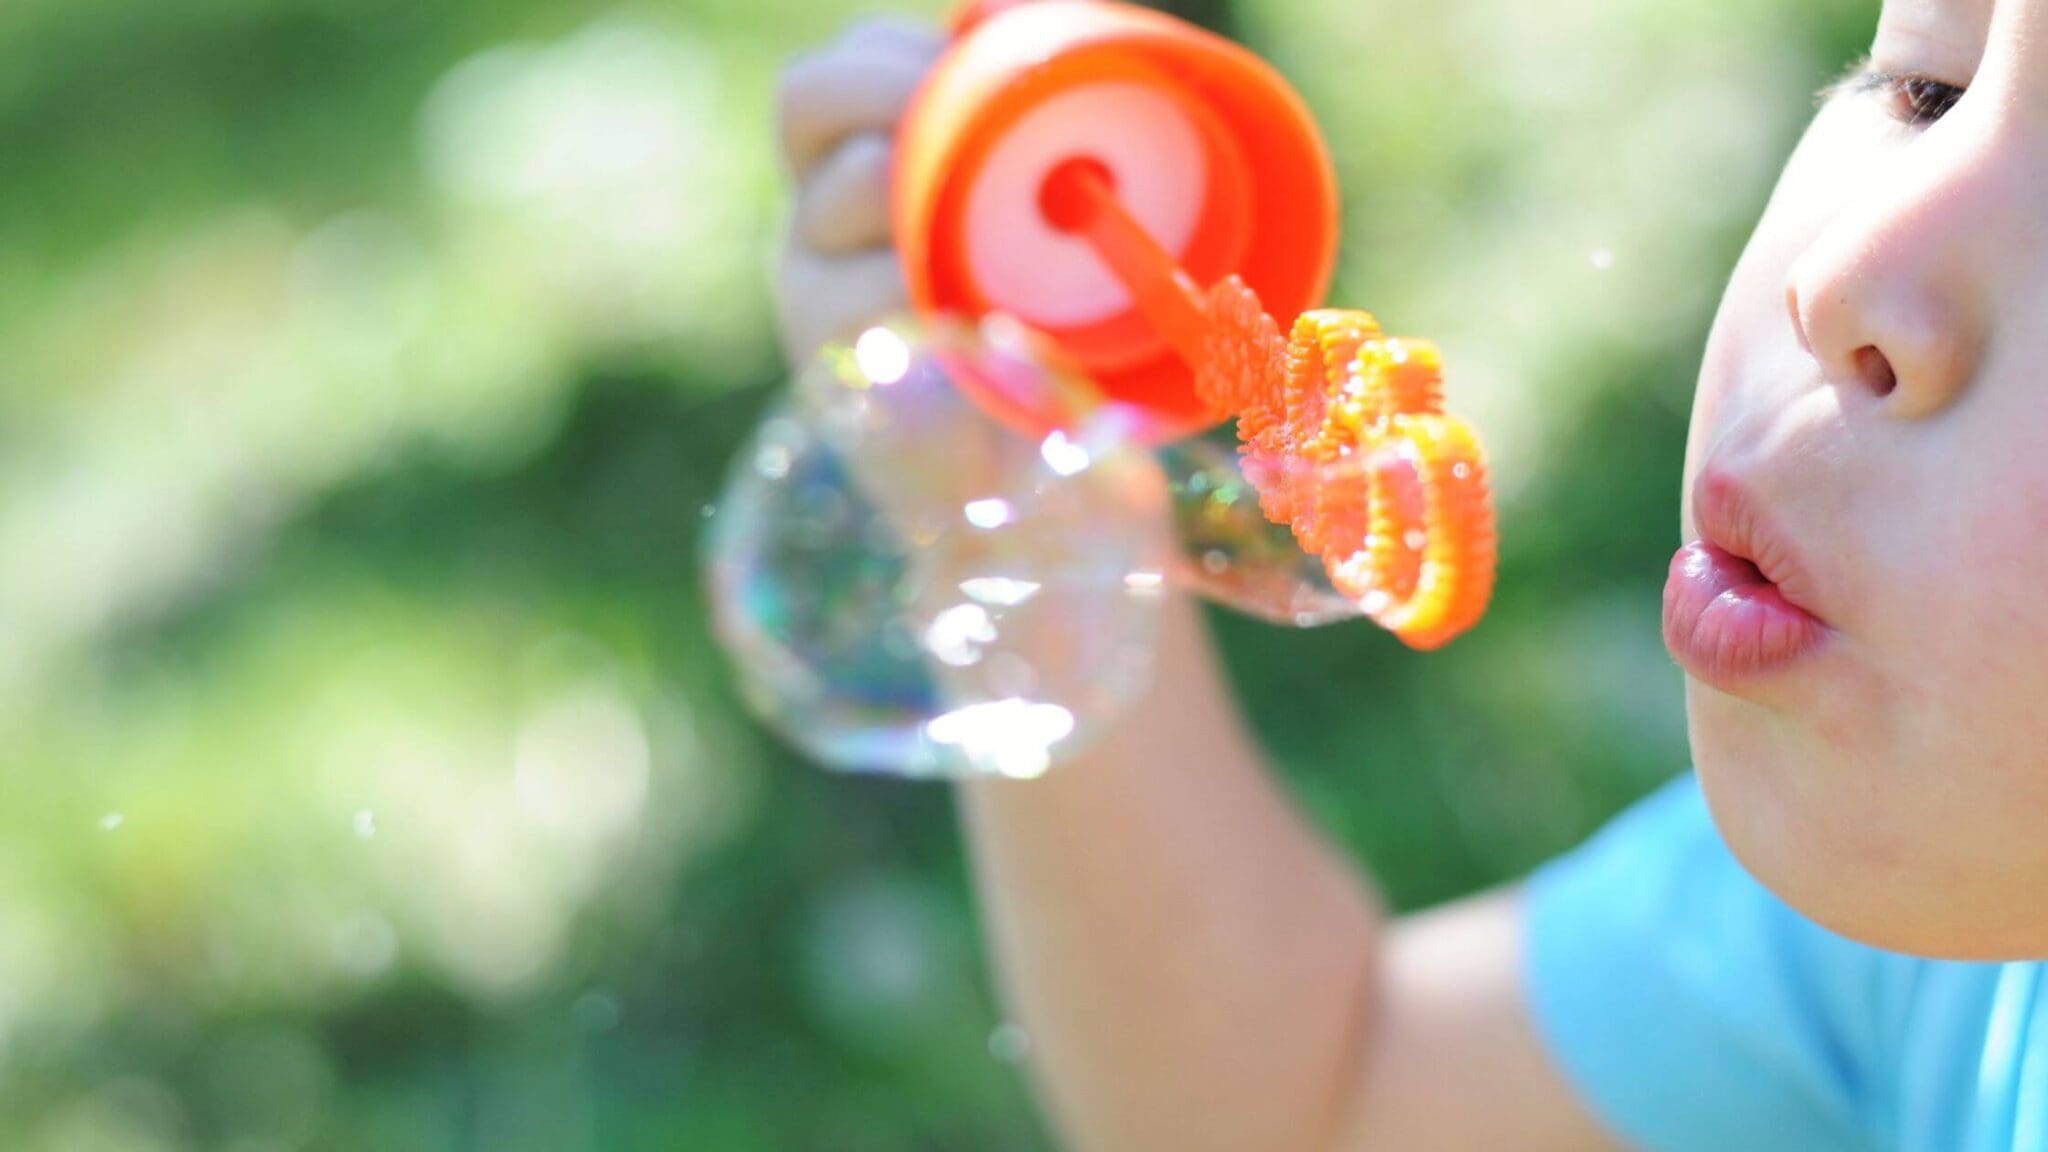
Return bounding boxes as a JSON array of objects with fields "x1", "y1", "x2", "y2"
[
  {"x1": 988, "y1": 1022, "x2": 1032, "y2": 1064},
  {"x1": 1590, "y1": 247, "x2": 1615, "y2": 271},
  {"x1": 1404, "y1": 529, "x2": 1429, "y2": 552},
  {"x1": 1451, "y1": 462, "x2": 1472, "y2": 480},
  {"x1": 99, "y1": 812, "x2": 125, "y2": 831},
  {"x1": 700, "y1": 502, "x2": 716, "y2": 520},
  {"x1": 353, "y1": 809, "x2": 378, "y2": 840},
  {"x1": 1201, "y1": 550, "x2": 1230, "y2": 575}
]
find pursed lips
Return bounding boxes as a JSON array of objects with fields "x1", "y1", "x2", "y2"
[
  {"x1": 1688, "y1": 466, "x2": 1831, "y2": 624},
  {"x1": 1663, "y1": 464, "x2": 1835, "y2": 693}
]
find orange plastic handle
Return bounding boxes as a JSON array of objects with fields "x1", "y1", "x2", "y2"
[{"x1": 1037, "y1": 158, "x2": 1209, "y2": 371}]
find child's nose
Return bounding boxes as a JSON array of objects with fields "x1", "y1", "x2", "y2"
[{"x1": 1783, "y1": 118, "x2": 2012, "y2": 421}]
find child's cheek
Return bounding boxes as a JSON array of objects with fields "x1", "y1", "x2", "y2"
[
  {"x1": 1683, "y1": 239, "x2": 1801, "y2": 525},
  {"x1": 1886, "y1": 418, "x2": 2048, "y2": 786},
  {"x1": 1944, "y1": 460, "x2": 2048, "y2": 861},
  {"x1": 1957, "y1": 450, "x2": 2048, "y2": 668}
]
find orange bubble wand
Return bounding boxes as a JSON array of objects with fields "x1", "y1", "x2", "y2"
[{"x1": 895, "y1": 0, "x2": 1497, "y2": 648}]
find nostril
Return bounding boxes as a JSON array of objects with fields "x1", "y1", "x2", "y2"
[{"x1": 1853, "y1": 345, "x2": 1898, "y2": 398}]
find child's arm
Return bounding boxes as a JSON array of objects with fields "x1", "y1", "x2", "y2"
[
  {"x1": 775, "y1": 21, "x2": 1618, "y2": 1152},
  {"x1": 958, "y1": 592, "x2": 1614, "y2": 1152}
]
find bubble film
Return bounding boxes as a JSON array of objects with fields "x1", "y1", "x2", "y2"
[
  {"x1": 1197, "y1": 285, "x2": 1498, "y2": 650},
  {"x1": 1158, "y1": 437, "x2": 1365, "y2": 627},
  {"x1": 705, "y1": 318, "x2": 1172, "y2": 779}
]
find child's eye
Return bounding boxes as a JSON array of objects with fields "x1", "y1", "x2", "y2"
[
  {"x1": 1818, "y1": 57, "x2": 1968, "y2": 127},
  {"x1": 1881, "y1": 73, "x2": 1966, "y2": 125}
]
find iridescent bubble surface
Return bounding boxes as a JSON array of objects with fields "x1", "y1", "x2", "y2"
[
  {"x1": 705, "y1": 316, "x2": 1172, "y2": 779},
  {"x1": 1163, "y1": 431, "x2": 1463, "y2": 630},
  {"x1": 1158, "y1": 437, "x2": 1369, "y2": 628}
]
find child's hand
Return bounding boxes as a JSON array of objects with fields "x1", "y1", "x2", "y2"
[
  {"x1": 773, "y1": 16, "x2": 946, "y2": 366},
  {"x1": 771, "y1": 17, "x2": 1082, "y2": 547}
]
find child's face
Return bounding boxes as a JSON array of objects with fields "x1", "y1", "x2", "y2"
[{"x1": 1673, "y1": 0, "x2": 2048, "y2": 959}]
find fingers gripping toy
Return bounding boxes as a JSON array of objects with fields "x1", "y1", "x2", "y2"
[{"x1": 893, "y1": 0, "x2": 1496, "y2": 649}]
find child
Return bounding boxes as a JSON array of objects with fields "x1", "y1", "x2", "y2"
[{"x1": 773, "y1": 1, "x2": 2048, "y2": 1148}]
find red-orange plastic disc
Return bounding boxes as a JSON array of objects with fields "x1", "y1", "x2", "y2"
[{"x1": 893, "y1": 0, "x2": 1338, "y2": 444}]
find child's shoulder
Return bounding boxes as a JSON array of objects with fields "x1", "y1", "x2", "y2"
[{"x1": 1522, "y1": 774, "x2": 2047, "y2": 1152}]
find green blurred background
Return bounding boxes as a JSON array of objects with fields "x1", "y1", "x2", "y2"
[{"x1": 0, "y1": 0, "x2": 1877, "y2": 1147}]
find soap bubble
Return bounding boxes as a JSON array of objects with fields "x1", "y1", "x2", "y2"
[
  {"x1": 1159, "y1": 428, "x2": 1457, "y2": 633},
  {"x1": 704, "y1": 316, "x2": 1172, "y2": 779},
  {"x1": 1158, "y1": 437, "x2": 1370, "y2": 627}
]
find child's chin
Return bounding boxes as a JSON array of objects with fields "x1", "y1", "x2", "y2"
[{"x1": 1689, "y1": 688, "x2": 2048, "y2": 961}]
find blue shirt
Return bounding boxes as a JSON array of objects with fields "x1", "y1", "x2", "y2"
[{"x1": 1524, "y1": 775, "x2": 2048, "y2": 1151}]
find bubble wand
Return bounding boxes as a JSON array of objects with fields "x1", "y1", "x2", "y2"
[
  {"x1": 893, "y1": 0, "x2": 1496, "y2": 649},
  {"x1": 705, "y1": 0, "x2": 1502, "y2": 776}
]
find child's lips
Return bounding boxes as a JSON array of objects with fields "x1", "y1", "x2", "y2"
[
  {"x1": 1663, "y1": 541, "x2": 1830, "y2": 691},
  {"x1": 1663, "y1": 471, "x2": 1832, "y2": 693}
]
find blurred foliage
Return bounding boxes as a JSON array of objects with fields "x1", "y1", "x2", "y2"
[{"x1": 0, "y1": 0, "x2": 1880, "y2": 1147}]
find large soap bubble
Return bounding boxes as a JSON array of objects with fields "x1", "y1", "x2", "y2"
[{"x1": 704, "y1": 316, "x2": 1174, "y2": 779}]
